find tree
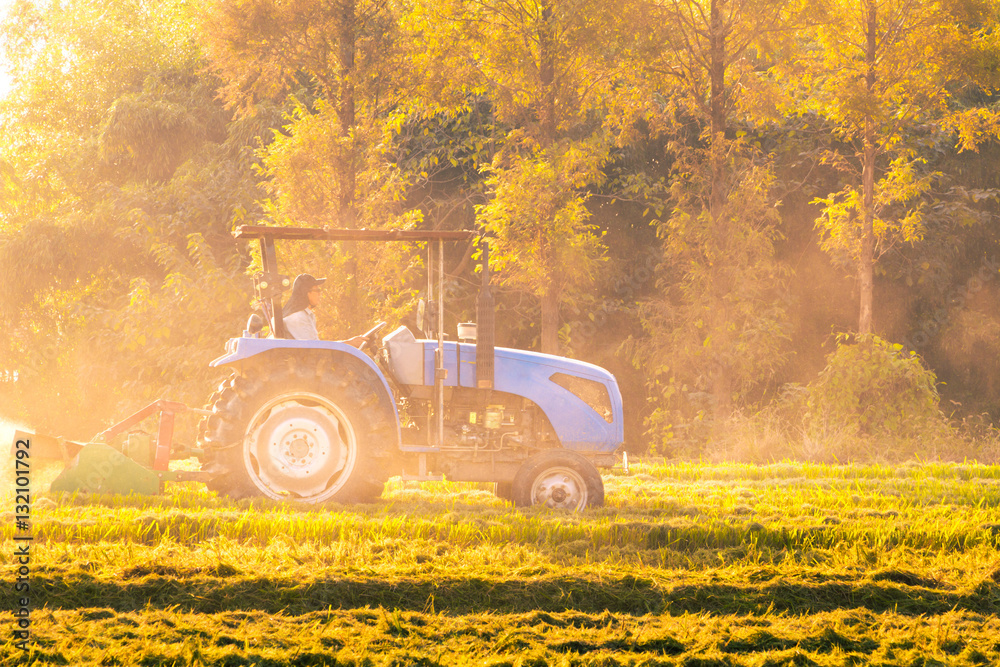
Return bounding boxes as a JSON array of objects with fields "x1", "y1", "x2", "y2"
[
  {"x1": 406, "y1": 0, "x2": 620, "y2": 353},
  {"x1": 199, "y1": 0, "x2": 412, "y2": 226},
  {"x1": 623, "y1": 0, "x2": 795, "y2": 426},
  {"x1": 198, "y1": 0, "x2": 421, "y2": 334},
  {"x1": 639, "y1": 159, "x2": 791, "y2": 435},
  {"x1": 477, "y1": 137, "x2": 608, "y2": 348},
  {"x1": 800, "y1": 0, "x2": 1000, "y2": 334},
  {"x1": 654, "y1": 0, "x2": 790, "y2": 215}
]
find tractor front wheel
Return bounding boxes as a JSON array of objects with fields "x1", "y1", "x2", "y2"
[
  {"x1": 241, "y1": 390, "x2": 363, "y2": 501},
  {"x1": 511, "y1": 449, "x2": 604, "y2": 510},
  {"x1": 200, "y1": 354, "x2": 395, "y2": 503}
]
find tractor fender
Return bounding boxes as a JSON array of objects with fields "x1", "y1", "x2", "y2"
[{"x1": 210, "y1": 337, "x2": 401, "y2": 447}]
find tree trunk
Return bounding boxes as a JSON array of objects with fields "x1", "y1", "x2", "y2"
[
  {"x1": 712, "y1": 364, "x2": 734, "y2": 420},
  {"x1": 538, "y1": 0, "x2": 557, "y2": 148},
  {"x1": 708, "y1": 0, "x2": 732, "y2": 416},
  {"x1": 859, "y1": 0, "x2": 877, "y2": 335},
  {"x1": 708, "y1": 0, "x2": 727, "y2": 219},
  {"x1": 338, "y1": 0, "x2": 362, "y2": 329},
  {"x1": 338, "y1": 0, "x2": 357, "y2": 228},
  {"x1": 538, "y1": 0, "x2": 559, "y2": 352},
  {"x1": 859, "y1": 142, "x2": 875, "y2": 336},
  {"x1": 541, "y1": 284, "x2": 560, "y2": 355}
]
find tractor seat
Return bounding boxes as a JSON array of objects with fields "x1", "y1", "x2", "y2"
[{"x1": 382, "y1": 325, "x2": 424, "y2": 385}]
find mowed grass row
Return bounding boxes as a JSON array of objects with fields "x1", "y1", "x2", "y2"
[
  {"x1": 4, "y1": 461, "x2": 1000, "y2": 665},
  {"x1": 9, "y1": 606, "x2": 1000, "y2": 666},
  {"x1": 5, "y1": 464, "x2": 1000, "y2": 552},
  {"x1": 11, "y1": 504, "x2": 1000, "y2": 553},
  {"x1": 10, "y1": 543, "x2": 1000, "y2": 617}
]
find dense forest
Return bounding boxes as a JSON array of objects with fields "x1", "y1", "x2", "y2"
[{"x1": 3, "y1": 0, "x2": 1000, "y2": 460}]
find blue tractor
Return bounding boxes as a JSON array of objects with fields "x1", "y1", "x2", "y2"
[
  {"x1": 198, "y1": 226, "x2": 624, "y2": 509},
  {"x1": 14, "y1": 226, "x2": 624, "y2": 510}
]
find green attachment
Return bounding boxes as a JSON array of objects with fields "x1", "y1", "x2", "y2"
[
  {"x1": 122, "y1": 431, "x2": 153, "y2": 468},
  {"x1": 51, "y1": 443, "x2": 161, "y2": 496}
]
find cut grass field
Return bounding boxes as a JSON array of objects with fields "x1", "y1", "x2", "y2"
[{"x1": 4, "y1": 459, "x2": 1000, "y2": 666}]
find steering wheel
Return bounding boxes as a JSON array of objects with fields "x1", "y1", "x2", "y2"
[{"x1": 358, "y1": 321, "x2": 388, "y2": 353}]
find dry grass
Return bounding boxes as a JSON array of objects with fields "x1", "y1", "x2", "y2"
[{"x1": 4, "y1": 459, "x2": 1000, "y2": 665}]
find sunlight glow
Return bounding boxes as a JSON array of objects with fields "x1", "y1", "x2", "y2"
[{"x1": 0, "y1": 0, "x2": 12, "y2": 100}]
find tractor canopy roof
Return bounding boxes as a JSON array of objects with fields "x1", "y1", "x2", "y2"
[{"x1": 233, "y1": 225, "x2": 478, "y2": 242}]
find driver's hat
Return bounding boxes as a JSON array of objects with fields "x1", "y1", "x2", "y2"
[{"x1": 295, "y1": 274, "x2": 327, "y2": 291}]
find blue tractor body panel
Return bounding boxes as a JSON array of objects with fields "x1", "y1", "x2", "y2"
[
  {"x1": 210, "y1": 335, "x2": 624, "y2": 455},
  {"x1": 211, "y1": 338, "x2": 390, "y2": 383},
  {"x1": 417, "y1": 341, "x2": 624, "y2": 453}
]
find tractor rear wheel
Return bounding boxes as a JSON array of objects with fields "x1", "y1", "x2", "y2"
[
  {"x1": 511, "y1": 449, "x2": 604, "y2": 510},
  {"x1": 200, "y1": 354, "x2": 395, "y2": 503}
]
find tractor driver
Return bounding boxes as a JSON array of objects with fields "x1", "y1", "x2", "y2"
[
  {"x1": 282, "y1": 273, "x2": 367, "y2": 347},
  {"x1": 282, "y1": 273, "x2": 325, "y2": 340}
]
